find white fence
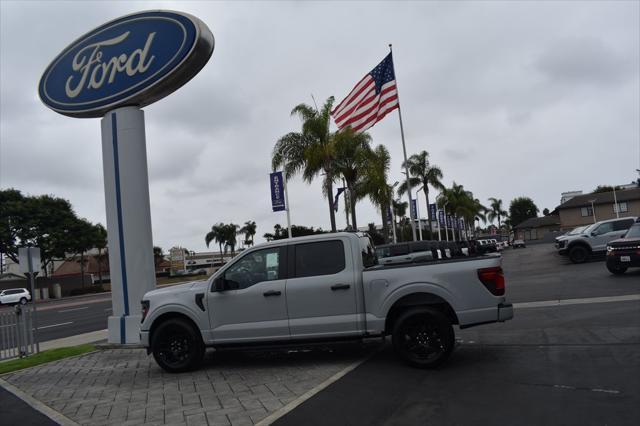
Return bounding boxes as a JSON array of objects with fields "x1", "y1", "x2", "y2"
[{"x1": 0, "y1": 304, "x2": 36, "y2": 361}]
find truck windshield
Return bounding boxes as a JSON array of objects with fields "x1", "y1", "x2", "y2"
[
  {"x1": 359, "y1": 235, "x2": 378, "y2": 268},
  {"x1": 625, "y1": 225, "x2": 640, "y2": 238}
]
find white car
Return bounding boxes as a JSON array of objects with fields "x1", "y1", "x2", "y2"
[{"x1": 0, "y1": 288, "x2": 31, "y2": 305}]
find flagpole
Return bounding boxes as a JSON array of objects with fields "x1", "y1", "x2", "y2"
[
  {"x1": 283, "y1": 176, "x2": 292, "y2": 238},
  {"x1": 389, "y1": 44, "x2": 417, "y2": 242}
]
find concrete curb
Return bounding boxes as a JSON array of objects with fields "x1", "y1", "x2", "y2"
[
  {"x1": 0, "y1": 377, "x2": 80, "y2": 426},
  {"x1": 94, "y1": 343, "x2": 145, "y2": 349}
]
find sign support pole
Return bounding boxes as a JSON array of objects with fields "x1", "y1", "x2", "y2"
[
  {"x1": 101, "y1": 106, "x2": 156, "y2": 344},
  {"x1": 26, "y1": 248, "x2": 40, "y2": 353}
]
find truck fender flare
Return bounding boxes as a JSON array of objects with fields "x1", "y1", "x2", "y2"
[{"x1": 146, "y1": 304, "x2": 207, "y2": 341}]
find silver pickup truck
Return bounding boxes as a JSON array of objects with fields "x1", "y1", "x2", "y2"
[{"x1": 140, "y1": 232, "x2": 513, "y2": 372}]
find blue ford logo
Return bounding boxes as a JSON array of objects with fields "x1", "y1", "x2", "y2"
[{"x1": 39, "y1": 10, "x2": 214, "y2": 118}]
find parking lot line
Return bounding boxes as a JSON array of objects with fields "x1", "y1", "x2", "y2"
[
  {"x1": 515, "y1": 294, "x2": 640, "y2": 309},
  {"x1": 57, "y1": 307, "x2": 89, "y2": 313}
]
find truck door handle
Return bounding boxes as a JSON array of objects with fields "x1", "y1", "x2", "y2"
[
  {"x1": 263, "y1": 290, "x2": 282, "y2": 297},
  {"x1": 331, "y1": 284, "x2": 350, "y2": 291}
]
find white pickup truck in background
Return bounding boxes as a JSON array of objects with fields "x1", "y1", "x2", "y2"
[{"x1": 140, "y1": 232, "x2": 513, "y2": 372}]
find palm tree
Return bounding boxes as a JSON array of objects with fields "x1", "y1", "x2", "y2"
[
  {"x1": 272, "y1": 97, "x2": 338, "y2": 232},
  {"x1": 239, "y1": 221, "x2": 257, "y2": 247},
  {"x1": 356, "y1": 145, "x2": 392, "y2": 242},
  {"x1": 487, "y1": 198, "x2": 508, "y2": 229},
  {"x1": 223, "y1": 223, "x2": 240, "y2": 256},
  {"x1": 397, "y1": 151, "x2": 444, "y2": 236},
  {"x1": 205, "y1": 223, "x2": 226, "y2": 261},
  {"x1": 333, "y1": 128, "x2": 372, "y2": 229},
  {"x1": 438, "y1": 183, "x2": 486, "y2": 240},
  {"x1": 392, "y1": 198, "x2": 408, "y2": 241}
]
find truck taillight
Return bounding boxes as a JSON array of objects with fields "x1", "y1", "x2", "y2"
[
  {"x1": 477, "y1": 267, "x2": 505, "y2": 296},
  {"x1": 141, "y1": 300, "x2": 150, "y2": 323}
]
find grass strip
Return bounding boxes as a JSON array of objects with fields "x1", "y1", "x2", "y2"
[{"x1": 0, "y1": 344, "x2": 95, "y2": 374}]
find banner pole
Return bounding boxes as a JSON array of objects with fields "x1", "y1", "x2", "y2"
[
  {"x1": 389, "y1": 44, "x2": 416, "y2": 242},
  {"x1": 283, "y1": 176, "x2": 292, "y2": 238}
]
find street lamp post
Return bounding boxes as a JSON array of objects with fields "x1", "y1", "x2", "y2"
[{"x1": 589, "y1": 199, "x2": 597, "y2": 223}]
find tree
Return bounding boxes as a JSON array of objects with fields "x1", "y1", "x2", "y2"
[
  {"x1": 67, "y1": 218, "x2": 102, "y2": 289},
  {"x1": 333, "y1": 128, "x2": 372, "y2": 229},
  {"x1": 239, "y1": 221, "x2": 257, "y2": 247},
  {"x1": 487, "y1": 198, "x2": 508, "y2": 229},
  {"x1": 592, "y1": 185, "x2": 622, "y2": 193},
  {"x1": 223, "y1": 223, "x2": 240, "y2": 256},
  {"x1": 0, "y1": 189, "x2": 96, "y2": 277},
  {"x1": 366, "y1": 223, "x2": 385, "y2": 245},
  {"x1": 153, "y1": 246, "x2": 164, "y2": 270},
  {"x1": 543, "y1": 208, "x2": 550, "y2": 216},
  {"x1": 392, "y1": 198, "x2": 408, "y2": 241},
  {"x1": 356, "y1": 145, "x2": 392, "y2": 243},
  {"x1": 509, "y1": 197, "x2": 539, "y2": 227},
  {"x1": 266, "y1": 224, "x2": 325, "y2": 240},
  {"x1": 94, "y1": 224, "x2": 107, "y2": 284},
  {"x1": 272, "y1": 97, "x2": 338, "y2": 232},
  {"x1": 397, "y1": 151, "x2": 444, "y2": 235},
  {"x1": 205, "y1": 223, "x2": 226, "y2": 261},
  {"x1": 438, "y1": 183, "x2": 486, "y2": 240}
]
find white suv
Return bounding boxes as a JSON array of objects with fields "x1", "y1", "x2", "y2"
[{"x1": 0, "y1": 288, "x2": 31, "y2": 305}]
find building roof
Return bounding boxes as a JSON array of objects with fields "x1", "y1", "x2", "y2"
[
  {"x1": 513, "y1": 215, "x2": 561, "y2": 229},
  {"x1": 556, "y1": 187, "x2": 640, "y2": 210}
]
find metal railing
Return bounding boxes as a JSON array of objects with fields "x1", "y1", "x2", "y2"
[{"x1": 0, "y1": 304, "x2": 36, "y2": 361}]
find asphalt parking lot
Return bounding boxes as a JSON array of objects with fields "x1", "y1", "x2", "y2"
[{"x1": 1, "y1": 243, "x2": 639, "y2": 426}]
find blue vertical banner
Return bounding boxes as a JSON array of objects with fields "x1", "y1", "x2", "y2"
[
  {"x1": 446, "y1": 215, "x2": 452, "y2": 228},
  {"x1": 410, "y1": 199, "x2": 418, "y2": 220},
  {"x1": 429, "y1": 203, "x2": 437, "y2": 220},
  {"x1": 438, "y1": 210, "x2": 445, "y2": 226},
  {"x1": 459, "y1": 217, "x2": 465, "y2": 230},
  {"x1": 270, "y1": 171, "x2": 286, "y2": 212},
  {"x1": 387, "y1": 206, "x2": 393, "y2": 224}
]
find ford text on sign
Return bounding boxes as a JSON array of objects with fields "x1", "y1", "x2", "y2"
[{"x1": 39, "y1": 10, "x2": 214, "y2": 118}]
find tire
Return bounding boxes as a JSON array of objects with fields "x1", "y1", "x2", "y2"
[
  {"x1": 392, "y1": 307, "x2": 454, "y2": 369},
  {"x1": 606, "y1": 263, "x2": 628, "y2": 275},
  {"x1": 19, "y1": 297, "x2": 27, "y2": 305},
  {"x1": 151, "y1": 317, "x2": 205, "y2": 373},
  {"x1": 568, "y1": 245, "x2": 589, "y2": 264}
]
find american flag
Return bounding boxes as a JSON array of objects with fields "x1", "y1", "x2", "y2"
[{"x1": 331, "y1": 53, "x2": 399, "y2": 133}]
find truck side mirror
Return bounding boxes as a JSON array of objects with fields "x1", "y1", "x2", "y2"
[{"x1": 213, "y1": 277, "x2": 226, "y2": 292}]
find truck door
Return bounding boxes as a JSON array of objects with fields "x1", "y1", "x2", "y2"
[
  {"x1": 285, "y1": 238, "x2": 359, "y2": 339},
  {"x1": 207, "y1": 246, "x2": 289, "y2": 343}
]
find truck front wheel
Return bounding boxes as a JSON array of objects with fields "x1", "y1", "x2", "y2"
[
  {"x1": 568, "y1": 245, "x2": 589, "y2": 264},
  {"x1": 151, "y1": 317, "x2": 204, "y2": 373},
  {"x1": 392, "y1": 307, "x2": 454, "y2": 369}
]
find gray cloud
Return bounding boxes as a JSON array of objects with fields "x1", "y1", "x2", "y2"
[{"x1": 1, "y1": 0, "x2": 638, "y2": 252}]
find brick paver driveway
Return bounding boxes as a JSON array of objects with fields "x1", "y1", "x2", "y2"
[{"x1": 2, "y1": 347, "x2": 370, "y2": 426}]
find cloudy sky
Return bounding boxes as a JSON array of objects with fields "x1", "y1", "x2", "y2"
[{"x1": 1, "y1": 1, "x2": 639, "y2": 252}]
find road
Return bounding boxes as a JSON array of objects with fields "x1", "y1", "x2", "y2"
[{"x1": 274, "y1": 243, "x2": 640, "y2": 426}]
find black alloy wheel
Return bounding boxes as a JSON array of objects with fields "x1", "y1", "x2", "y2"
[
  {"x1": 151, "y1": 318, "x2": 204, "y2": 373},
  {"x1": 569, "y1": 245, "x2": 589, "y2": 264},
  {"x1": 606, "y1": 262, "x2": 628, "y2": 275},
  {"x1": 392, "y1": 307, "x2": 454, "y2": 369},
  {"x1": 19, "y1": 297, "x2": 27, "y2": 305}
]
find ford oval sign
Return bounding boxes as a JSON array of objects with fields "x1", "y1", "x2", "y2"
[{"x1": 39, "y1": 10, "x2": 214, "y2": 118}]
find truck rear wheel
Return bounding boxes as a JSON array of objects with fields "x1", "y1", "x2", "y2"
[
  {"x1": 569, "y1": 245, "x2": 589, "y2": 264},
  {"x1": 392, "y1": 307, "x2": 454, "y2": 369},
  {"x1": 151, "y1": 317, "x2": 204, "y2": 373}
]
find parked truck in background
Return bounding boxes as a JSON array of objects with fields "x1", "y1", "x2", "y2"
[{"x1": 140, "y1": 232, "x2": 514, "y2": 373}]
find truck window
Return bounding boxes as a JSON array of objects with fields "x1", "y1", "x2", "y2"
[
  {"x1": 613, "y1": 219, "x2": 634, "y2": 231},
  {"x1": 295, "y1": 240, "x2": 345, "y2": 278},
  {"x1": 224, "y1": 247, "x2": 280, "y2": 290},
  {"x1": 593, "y1": 222, "x2": 614, "y2": 236}
]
